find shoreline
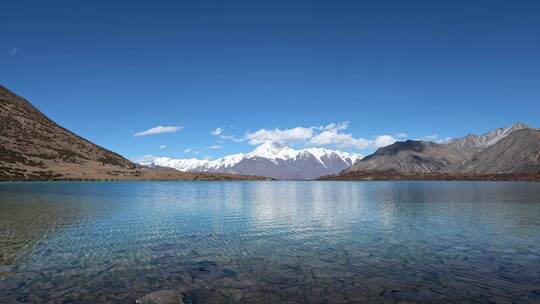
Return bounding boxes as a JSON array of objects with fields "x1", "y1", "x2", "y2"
[
  {"x1": 2, "y1": 175, "x2": 540, "y2": 182},
  {"x1": 317, "y1": 171, "x2": 540, "y2": 182}
]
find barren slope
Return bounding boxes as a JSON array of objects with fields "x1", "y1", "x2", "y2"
[
  {"x1": 0, "y1": 86, "x2": 267, "y2": 181},
  {"x1": 346, "y1": 140, "x2": 469, "y2": 174},
  {"x1": 459, "y1": 128, "x2": 540, "y2": 174}
]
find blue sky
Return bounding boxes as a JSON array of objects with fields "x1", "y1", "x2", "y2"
[{"x1": 2, "y1": 1, "x2": 539, "y2": 161}]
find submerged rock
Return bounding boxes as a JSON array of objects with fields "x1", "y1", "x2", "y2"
[
  {"x1": 136, "y1": 288, "x2": 227, "y2": 304},
  {"x1": 136, "y1": 290, "x2": 184, "y2": 304},
  {"x1": 221, "y1": 268, "x2": 237, "y2": 278},
  {"x1": 184, "y1": 288, "x2": 225, "y2": 304}
]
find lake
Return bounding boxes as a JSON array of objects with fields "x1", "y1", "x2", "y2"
[{"x1": 1, "y1": 181, "x2": 539, "y2": 303}]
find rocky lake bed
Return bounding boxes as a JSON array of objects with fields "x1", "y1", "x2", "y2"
[{"x1": 1, "y1": 181, "x2": 540, "y2": 303}]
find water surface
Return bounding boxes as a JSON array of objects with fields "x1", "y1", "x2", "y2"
[{"x1": 1, "y1": 181, "x2": 539, "y2": 303}]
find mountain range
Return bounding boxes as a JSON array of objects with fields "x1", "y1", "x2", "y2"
[
  {"x1": 457, "y1": 128, "x2": 540, "y2": 175},
  {"x1": 1, "y1": 85, "x2": 539, "y2": 181},
  {"x1": 445, "y1": 123, "x2": 530, "y2": 157},
  {"x1": 147, "y1": 142, "x2": 362, "y2": 180},
  {"x1": 0, "y1": 86, "x2": 267, "y2": 181},
  {"x1": 323, "y1": 123, "x2": 540, "y2": 181},
  {"x1": 145, "y1": 123, "x2": 540, "y2": 180}
]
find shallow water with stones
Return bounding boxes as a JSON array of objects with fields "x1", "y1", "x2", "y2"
[{"x1": 1, "y1": 181, "x2": 540, "y2": 303}]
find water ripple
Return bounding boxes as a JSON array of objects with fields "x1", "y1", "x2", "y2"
[{"x1": 0, "y1": 181, "x2": 539, "y2": 303}]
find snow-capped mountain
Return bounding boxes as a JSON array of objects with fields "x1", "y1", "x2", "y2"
[
  {"x1": 445, "y1": 123, "x2": 530, "y2": 156},
  {"x1": 147, "y1": 142, "x2": 363, "y2": 180}
]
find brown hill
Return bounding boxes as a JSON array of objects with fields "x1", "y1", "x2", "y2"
[
  {"x1": 345, "y1": 140, "x2": 469, "y2": 174},
  {"x1": 445, "y1": 123, "x2": 530, "y2": 157},
  {"x1": 320, "y1": 127, "x2": 540, "y2": 181},
  {"x1": 459, "y1": 128, "x2": 540, "y2": 174},
  {"x1": 0, "y1": 85, "x2": 267, "y2": 181}
]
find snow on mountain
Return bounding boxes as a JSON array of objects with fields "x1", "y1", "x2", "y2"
[
  {"x1": 445, "y1": 123, "x2": 530, "y2": 156},
  {"x1": 148, "y1": 142, "x2": 363, "y2": 180}
]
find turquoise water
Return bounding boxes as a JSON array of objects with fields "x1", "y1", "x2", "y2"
[{"x1": 0, "y1": 181, "x2": 539, "y2": 303}]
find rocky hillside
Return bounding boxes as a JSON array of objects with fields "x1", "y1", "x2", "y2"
[
  {"x1": 345, "y1": 140, "x2": 468, "y2": 173},
  {"x1": 323, "y1": 124, "x2": 540, "y2": 181},
  {"x1": 459, "y1": 128, "x2": 540, "y2": 174},
  {"x1": 445, "y1": 123, "x2": 529, "y2": 156},
  {"x1": 0, "y1": 86, "x2": 267, "y2": 181}
]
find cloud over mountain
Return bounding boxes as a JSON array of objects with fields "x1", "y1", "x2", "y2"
[
  {"x1": 219, "y1": 121, "x2": 401, "y2": 151},
  {"x1": 245, "y1": 127, "x2": 315, "y2": 145},
  {"x1": 134, "y1": 125, "x2": 182, "y2": 137},
  {"x1": 210, "y1": 127, "x2": 224, "y2": 136}
]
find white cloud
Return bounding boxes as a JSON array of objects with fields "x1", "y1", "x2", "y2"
[
  {"x1": 418, "y1": 134, "x2": 440, "y2": 142},
  {"x1": 210, "y1": 127, "x2": 224, "y2": 136},
  {"x1": 134, "y1": 125, "x2": 182, "y2": 137},
  {"x1": 310, "y1": 129, "x2": 366, "y2": 147},
  {"x1": 206, "y1": 145, "x2": 223, "y2": 150},
  {"x1": 396, "y1": 132, "x2": 408, "y2": 139},
  {"x1": 244, "y1": 127, "x2": 315, "y2": 145},
  {"x1": 131, "y1": 154, "x2": 158, "y2": 165},
  {"x1": 373, "y1": 135, "x2": 397, "y2": 147},
  {"x1": 215, "y1": 121, "x2": 404, "y2": 151},
  {"x1": 321, "y1": 121, "x2": 350, "y2": 131},
  {"x1": 159, "y1": 145, "x2": 167, "y2": 149},
  {"x1": 309, "y1": 122, "x2": 398, "y2": 149},
  {"x1": 220, "y1": 134, "x2": 244, "y2": 143},
  {"x1": 417, "y1": 134, "x2": 452, "y2": 144},
  {"x1": 9, "y1": 48, "x2": 18, "y2": 56},
  {"x1": 184, "y1": 148, "x2": 192, "y2": 153}
]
